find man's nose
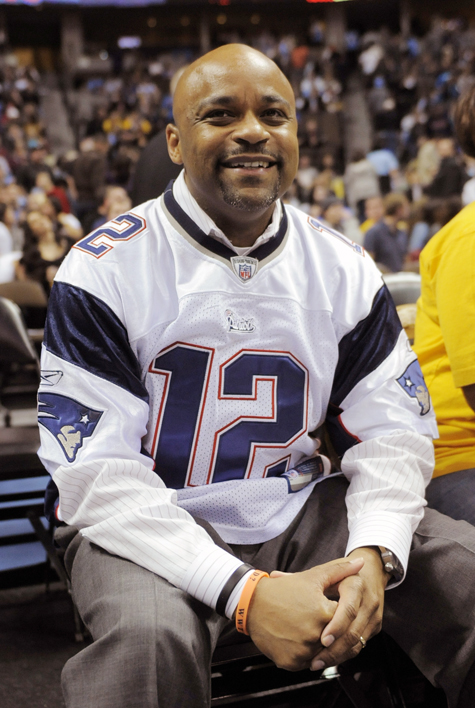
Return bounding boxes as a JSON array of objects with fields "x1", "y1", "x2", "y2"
[{"x1": 233, "y1": 112, "x2": 270, "y2": 144}]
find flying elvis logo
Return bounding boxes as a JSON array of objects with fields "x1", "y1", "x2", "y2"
[
  {"x1": 38, "y1": 392, "x2": 104, "y2": 462},
  {"x1": 396, "y1": 360, "x2": 431, "y2": 415}
]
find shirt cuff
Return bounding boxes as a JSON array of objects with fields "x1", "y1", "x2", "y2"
[
  {"x1": 345, "y1": 510, "x2": 414, "y2": 587},
  {"x1": 180, "y1": 543, "x2": 252, "y2": 615}
]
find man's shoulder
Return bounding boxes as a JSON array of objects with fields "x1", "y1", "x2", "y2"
[
  {"x1": 287, "y1": 205, "x2": 364, "y2": 253},
  {"x1": 56, "y1": 199, "x2": 169, "y2": 291}
]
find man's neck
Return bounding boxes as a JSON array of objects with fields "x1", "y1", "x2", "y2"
[
  {"x1": 210, "y1": 208, "x2": 276, "y2": 248},
  {"x1": 383, "y1": 215, "x2": 397, "y2": 232},
  {"x1": 179, "y1": 172, "x2": 278, "y2": 248}
]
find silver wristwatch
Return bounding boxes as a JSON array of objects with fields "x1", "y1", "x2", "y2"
[{"x1": 378, "y1": 546, "x2": 404, "y2": 583}]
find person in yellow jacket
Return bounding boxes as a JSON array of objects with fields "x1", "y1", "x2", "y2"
[{"x1": 414, "y1": 87, "x2": 475, "y2": 523}]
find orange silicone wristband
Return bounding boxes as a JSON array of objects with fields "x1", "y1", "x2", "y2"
[{"x1": 235, "y1": 569, "x2": 269, "y2": 635}]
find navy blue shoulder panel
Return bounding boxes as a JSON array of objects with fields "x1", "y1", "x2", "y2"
[
  {"x1": 44, "y1": 281, "x2": 148, "y2": 403},
  {"x1": 164, "y1": 183, "x2": 288, "y2": 262},
  {"x1": 326, "y1": 284, "x2": 402, "y2": 458}
]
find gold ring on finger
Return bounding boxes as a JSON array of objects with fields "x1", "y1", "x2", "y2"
[{"x1": 359, "y1": 636, "x2": 367, "y2": 649}]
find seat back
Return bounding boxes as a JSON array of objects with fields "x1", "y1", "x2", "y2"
[
  {"x1": 383, "y1": 272, "x2": 421, "y2": 306},
  {"x1": 0, "y1": 280, "x2": 48, "y2": 308},
  {"x1": 0, "y1": 280, "x2": 48, "y2": 330},
  {"x1": 0, "y1": 427, "x2": 49, "y2": 574},
  {"x1": 0, "y1": 296, "x2": 39, "y2": 366}
]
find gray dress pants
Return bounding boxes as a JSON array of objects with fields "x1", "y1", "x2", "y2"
[{"x1": 57, "y1": 476, "x2": 475, "y2": 708}]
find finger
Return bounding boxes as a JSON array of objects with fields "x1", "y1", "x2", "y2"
[
  {"x1": 311, "y1": 620, "x2": 370, "y2": 671},
  {"x1": 316, "y1": 557, "x2": 364, "y2": 592},
  {"x1": 321, "y1": 574, "x2": 364, "y2": 645},
  {"x1": 269, "y1": 570, "x2": 291, "y2": 578}
]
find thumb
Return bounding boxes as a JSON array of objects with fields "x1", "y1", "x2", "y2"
[{"x1": 316, "y1": 557, "x2": 365, "y2": 590}]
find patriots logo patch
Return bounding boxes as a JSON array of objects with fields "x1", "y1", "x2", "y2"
[
  {"x1": 396, "y1": 360, "x2": 431, "y2": 415},
  {"x1": 38, "y1": 392, "x2": 103, "y2": 462}
]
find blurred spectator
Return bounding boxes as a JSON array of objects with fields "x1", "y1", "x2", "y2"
[
  {"x1": 0, "y1": 202, "x2": 14, "y2": 255},
  {"x1": 424, "y1": 138, "x2": 467, "y2": 198},
  {"x1": 35, "y1": 170, "x2": 71, "y2": 214},
  {"x1": 318, "y1": 195, "x2": 363, "y2": 245},
  {"x1": 317, "y1": 151, "x2": 344, "y2": 199},
  {"x1": 344, "y1": 150, "x2": 380, "y2": 222},
  {"x1": 46, "y1": 195, "x2": 83, "y2": 242},
  {"x1": 404, "y1": 160, "x2": 424, "y2": 203},
  {"x1": 17, "y1": 210, "x2": 73, "y2": 295},
  {"x1": 416, "y1": 137, "x2": 440, "y2": 187},
  {"x1": 91, "y1": 186, "x2": 132, "y2": 230},
  {"x1": 360, "y1": 195, "x2": 385, "y2": 234},
  {"x1": 15, "y1": 144, "x2": 52, "y2": 193},
  {"x1": 461, "y1": 157, "x2": 475, "y2": 205},
  {"x1": 408, "y1": 197, "x2": 462, "y2": 257},
  {"x1": 366, "y1": 141, "x2": 400, "y2": 195},
  {"x1": 295, "y1": 152, "x2": 318, "y2": 204},
  {"x1": 364, "y1": 193, "x2": 409, "y2": 272},
  {"x1": 130, "y1": 66, "x2": 186, "y2": 205},
  {"x1": 72, "y1": 135, "x2": 108, "y2": 232}
]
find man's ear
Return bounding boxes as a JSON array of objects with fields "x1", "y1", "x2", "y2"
[{"x1": 166, "y1": 124, "x2": 183, "y2": 165}]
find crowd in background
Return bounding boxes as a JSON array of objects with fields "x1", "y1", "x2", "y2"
[{"x1": 0, "y1": 15, "x2": 473, "y2": 311}]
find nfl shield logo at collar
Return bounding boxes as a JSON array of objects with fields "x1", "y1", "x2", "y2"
[{"x1": 231, "y1": 256, "x2": 258, "y2": 282}]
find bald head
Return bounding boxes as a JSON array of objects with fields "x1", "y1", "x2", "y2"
[
  {"x1": 166, "y1": 43, "x2": 299, "y2": 246},
  {"x1": 173, "y1": 44, "x2": 295, "y2": 127}
]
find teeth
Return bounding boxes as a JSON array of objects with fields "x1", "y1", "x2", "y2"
[{"x1": 233, "y1": 162, "x2": 268, "y2": 168}]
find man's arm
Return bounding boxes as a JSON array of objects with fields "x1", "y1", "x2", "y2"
[
  {"x1": 39, "y1": 270, "x2": 250, "y2": 617},
  {"x1": 244, "y1": 278, "x2": 436, "y2": 671}
]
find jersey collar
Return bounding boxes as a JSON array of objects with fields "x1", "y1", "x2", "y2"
[{"x1": 162, "y1": 180, "x2": 289, "y2": 265}]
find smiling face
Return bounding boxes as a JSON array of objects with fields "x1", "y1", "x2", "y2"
[{"x1": 167, "y1": 45, "x2": 299, "y2": 238}]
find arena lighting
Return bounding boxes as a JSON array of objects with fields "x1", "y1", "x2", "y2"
[
  {"x1": 117, "y1": 36, "x2": 142, "y2": 49},
  {"x1": 0, "y1": 0, "x2": 168, "y2": 5}
]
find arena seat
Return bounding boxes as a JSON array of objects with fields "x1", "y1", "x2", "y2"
[
  {"x1": 383, "y1": 272, "x2": 421, "y2": 344},
  {"x1": 210, "y1": 632, "x2": 411, "y2": 707},
  {"x1": 383, "y1": 272, "x2": 421, "y2": 307},
  {"x1": 0, "y1": 295, "x2": 40, "y2": 426},
  {"x1": 0, "y1": 280, "x2": 48, "y2": 335}
]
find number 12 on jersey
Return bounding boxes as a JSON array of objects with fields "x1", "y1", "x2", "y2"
[{"x1": 148, "y1": 343, "x2": 308, "y2": 488}]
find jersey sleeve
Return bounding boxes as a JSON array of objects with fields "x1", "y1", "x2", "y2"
[
  {"x1": 38, "y1": 263, "x2": 247, "y2": 616},
  {"x1": 326, "y1": 264, "x2": 438, "y2": 580}
]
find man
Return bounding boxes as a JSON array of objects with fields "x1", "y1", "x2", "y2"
[
  {"x1": 360, "y1": 194, "x2": 385, "y2": 234},
  {"x1": 71, "y1": 134, "x2": 108, "y2": 231},
  {"x1": 424, "y1": 137, "x2": 467, "y2": 199},
  {"x1": 414, "y1": 88, "x2": 475, "y2": 525},
  {"x1": 364, "y1": 193, "x2": 409, "y2": 272},
  {"x1": 366, "y1": 140, "x2": 399, "y2": 195},
  {"x1": 318, "y1": 195, "x2": 363, "y2": 245},
  {"x1": 130, "y1": 67, "x2": 185, "y2": 206},
  {"x1": 38, "y1": 45, "x2": 475, "y2": 708}
]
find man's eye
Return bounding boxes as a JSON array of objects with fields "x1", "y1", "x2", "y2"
[
  {"x1": 205, "y1": 110, "x2": 233, "y2": 119},
  {"x1": 262, "y1": 109, "x2": 287, "y2": 120}
]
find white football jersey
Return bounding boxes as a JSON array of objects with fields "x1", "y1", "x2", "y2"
[{"x1": 38, "y1": 181, "x2": 437, "y2": 609}]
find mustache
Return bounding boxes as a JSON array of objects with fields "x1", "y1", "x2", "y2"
[{"x1": 220, "y1": 147, "x2": 281, "y2": 162}]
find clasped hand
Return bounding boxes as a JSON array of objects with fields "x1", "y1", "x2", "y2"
[{"x1": 246, "y1": 547, "x2": 388, "y2": 672}]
